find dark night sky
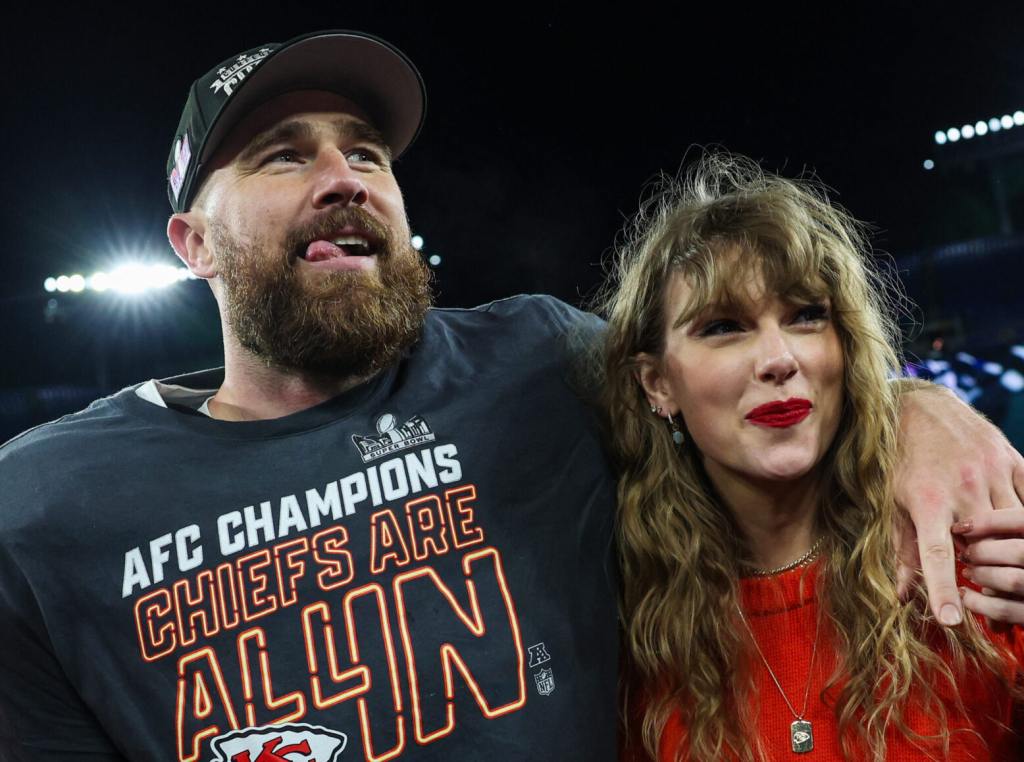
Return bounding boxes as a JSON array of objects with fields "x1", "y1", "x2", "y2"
[{"x1": 2, "y1": 3, "x2": 1023, "y2": 392}]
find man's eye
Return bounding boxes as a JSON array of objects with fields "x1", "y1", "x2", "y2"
[
  {"x1": 698, "y1": 319, "x2": 743, "y2": 337},
  {"x1": 347, "y1": 147, "x2": 385, "y2": 165},
  {"x1": 264, "y1": 150, "x2": 300, "y2": 164}
]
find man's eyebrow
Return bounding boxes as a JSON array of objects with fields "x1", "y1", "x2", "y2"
[
  {"x1": 235, "y1": 118, "x2": 393, "y2": 165},
  {"x1": 236, "y1": 121, "x2": 317, "y2": 165},
  {"x1": 333, "y1": 118, "x2": 393, "y2": 162}
]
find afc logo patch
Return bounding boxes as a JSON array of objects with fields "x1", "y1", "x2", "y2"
[
  {"x1": 527, "y1": 642, "x2": 551, "y2": 668},
  {"x1": 209, "y1": 724, "x2": 347, "y2": 762}
]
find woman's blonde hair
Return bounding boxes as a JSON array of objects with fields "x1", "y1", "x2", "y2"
[{"x1": 597, "y1": 152, "x2": 1011, "y2": 760}]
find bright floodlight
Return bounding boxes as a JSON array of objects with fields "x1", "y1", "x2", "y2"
[
  {"x1": 989, "y1": 117, "x2": 1002, "y2": 132},
  {"x1": 982, "y1": 361, "x2": 1003, "y2": 375},
  {"x1": 975, "y1": 120, "x2": 988, "y2": 136},
  {"x1": 410, "y1": 235, "x2": 424, "y2": 251},
  {"x1": 1015, "y1": 111, "x2": 1024, "y2": 126},
  {"x1": 947, "y1": 127, "x2": 961, "y2": 142},
  {"x1": 961, "y1": 124, "x2": 975, "y2": 139},
  {"x1": 1002, "y1": 369, "x2": 1024, "y2": 393},
  {"x1": 43, "y1": 263, "x2": 195, "y2": 296},
  {"x1": 934, "y1": 130, "x2": 947, "y2": 145},
  {"x1": 89, "y1": 272, "x2": 111, "y2": 292},
  {"x1": 923, "y1": 159, "x2": 935, "y2": 170},
  {"x1": 1001, "y1": 114, "x2": 1013, "y2": 129},
  {"x1": 1013, "y1": 345, "x2": 1024, "y2": 360},
  {"x1": 428, "y1": 254, "x2": 442, "y2": 266}
]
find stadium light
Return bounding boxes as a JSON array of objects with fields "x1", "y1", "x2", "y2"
[
  {"x1": 43, "y1": 263, "x2": 196, "y2": 296},
  {"x1": 410, "y1": 235, "x2": 424, "y2": 251},
  {"x1": 428, "y1": 254, "x2": 442, "y2": 266},
  {"x1": 1003, "y1": 369, "x2": 1024, "y2": 392},
  {"x1": 922, "y1": 159, "x2": 935, "y2": 170},
  {"x1": 933, "y1": 107, "x2": 1024, "y2": 144}
]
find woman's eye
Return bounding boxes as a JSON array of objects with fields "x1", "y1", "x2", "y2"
[
  {"x1": 698, "y1": 319, "x2": 743, "y2": 337},
  {"x1": 794, "y1": 304, "x2": 830, "y2": 324}
]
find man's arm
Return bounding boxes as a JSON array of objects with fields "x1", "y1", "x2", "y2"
[
  {"x1": 894, "y1": 380, "x2": 1024, "y2": 625},
  {"x1": 0, "y1": 548, "x2": 126, "y2": 759}
]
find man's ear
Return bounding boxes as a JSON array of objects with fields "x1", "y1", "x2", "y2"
[
  {"x1": 167, "y1": 211, "x2": 216, "y2": 279},
  {"x1": 635, "y1": 352, "x2": 679, "y2": 416}
]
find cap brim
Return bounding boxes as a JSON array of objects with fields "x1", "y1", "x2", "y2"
[{"x1": 199, "y1": 30, "x2": 425, "y2": 166}]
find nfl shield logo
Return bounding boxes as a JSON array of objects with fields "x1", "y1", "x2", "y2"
[{"x1": 534, "y1": 668, "x2": 555, "y2": 696}]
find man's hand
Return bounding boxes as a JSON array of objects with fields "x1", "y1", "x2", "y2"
[
  {"x1": 893, "y1": 381, "x2": 1024, "y2": 625},
  {"x1": 953, "y1": 509, "x2": 1024, "y2": 625}
]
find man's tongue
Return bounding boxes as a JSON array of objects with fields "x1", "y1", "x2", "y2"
[{"x1": 305, "y1": 240, "x2": 346, "y2": 262}]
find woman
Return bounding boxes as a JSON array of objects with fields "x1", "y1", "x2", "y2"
[{"x1": 600, "y1": 153, "x2": 1023, "y2": 760}]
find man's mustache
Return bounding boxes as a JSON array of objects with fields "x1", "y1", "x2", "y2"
[{"x1": 283, "y1": 207, "x2": 392, "y2": 261}]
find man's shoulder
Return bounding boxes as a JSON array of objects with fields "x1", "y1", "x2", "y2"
[
  {"x1": 0, "y1": 385, "x2": 140, "y2": 464},
  {"x1": 415, "y1": 294, "x2": 605, "y2": 395},
  {"x1": 427, "y1": 294, "x2": 605, "y2": 342}
]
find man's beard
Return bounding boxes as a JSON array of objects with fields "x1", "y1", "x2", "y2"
[{"x1": 211, "y1": 207, "x2": 433, "y2": 379}]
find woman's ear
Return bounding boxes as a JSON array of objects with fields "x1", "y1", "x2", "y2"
[{"x1": 635, "y1": 352, "x2": 678, "y2": 416}]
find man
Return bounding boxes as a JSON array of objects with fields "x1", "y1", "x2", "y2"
[{"x1": 0, "y1": 30, "x2": 1021, "y2": 761}]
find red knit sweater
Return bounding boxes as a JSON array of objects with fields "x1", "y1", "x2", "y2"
[{"x1": 650, "y1": 562, "x2": 1024, "y2": 761}]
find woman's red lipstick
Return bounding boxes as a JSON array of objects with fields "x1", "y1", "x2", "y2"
[{"x1": 745, "y1": 398, "x2": 813, "y2": 428}]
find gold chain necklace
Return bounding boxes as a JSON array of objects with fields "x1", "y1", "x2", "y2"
[
  {"x1": 747, "y1": 535, "x2": 825, "y2": 577},
  {"x1": 735, "y1": 603, "x2": 822, "y2": 754}
]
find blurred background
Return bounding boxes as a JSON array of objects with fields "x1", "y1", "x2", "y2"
[{"x1": 2, "y1": 4, "x2": 1022, "y2": 446}]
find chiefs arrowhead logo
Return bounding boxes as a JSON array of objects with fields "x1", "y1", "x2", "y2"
[{"x1": 209, "y1": 724, "x2": 347, "y2": 762}]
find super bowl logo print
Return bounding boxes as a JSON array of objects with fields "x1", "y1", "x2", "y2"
[{"x1": 351, "y1": 412, "x2": 436, "y2": 463}]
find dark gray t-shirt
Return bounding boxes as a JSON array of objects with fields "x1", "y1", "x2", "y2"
[{"x1": 0, "y1": 295, "x2": 617, "y2": 761}]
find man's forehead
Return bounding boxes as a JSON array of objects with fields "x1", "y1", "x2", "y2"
[{"x1": 214, "y1": 90, "x2": 381, "y2": 165}]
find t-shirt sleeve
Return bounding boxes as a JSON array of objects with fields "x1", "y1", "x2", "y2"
[
  {"x1": 486, "y1": 294, "x2": 607, "y2": 399},
  {"x1": 0, "y1": 512, "x2": 125, "y2": 758}
]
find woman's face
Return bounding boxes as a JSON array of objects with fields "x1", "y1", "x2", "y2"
[{"x1": 640, "y1": 267, "x2": 845, "y2": 490}]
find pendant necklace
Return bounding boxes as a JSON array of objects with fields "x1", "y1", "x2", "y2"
[{"x1": 736, "y1": 601, "x2": 821, "y2": 754}]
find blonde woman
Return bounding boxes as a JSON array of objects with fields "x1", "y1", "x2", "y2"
[{"x1": 601, "y1": 154, "x2": 1024, "y2": 760}]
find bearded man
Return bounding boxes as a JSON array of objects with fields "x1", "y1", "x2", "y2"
[{"x1": 0, "y1": 30, "x2": 1022, "y2": 761}]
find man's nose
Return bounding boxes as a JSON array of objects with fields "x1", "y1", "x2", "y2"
[
  {"x1": 755, "y1": 330, "x2": 799, "y2": 384},
  {"x1": 311, "y1": 149, "x2": 369, "y2": 209}
]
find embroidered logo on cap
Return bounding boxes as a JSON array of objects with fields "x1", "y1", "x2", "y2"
[
  {"x1": 169, "y1": 132, "x2": 192, "y2": 202},
  {"x1": 209, "y1": 47, "x2": 274, "y2": 97}
]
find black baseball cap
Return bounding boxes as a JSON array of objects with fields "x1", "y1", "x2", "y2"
[{"x1": 166, "y1": 30, "x2": 426, "y2": 213}]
